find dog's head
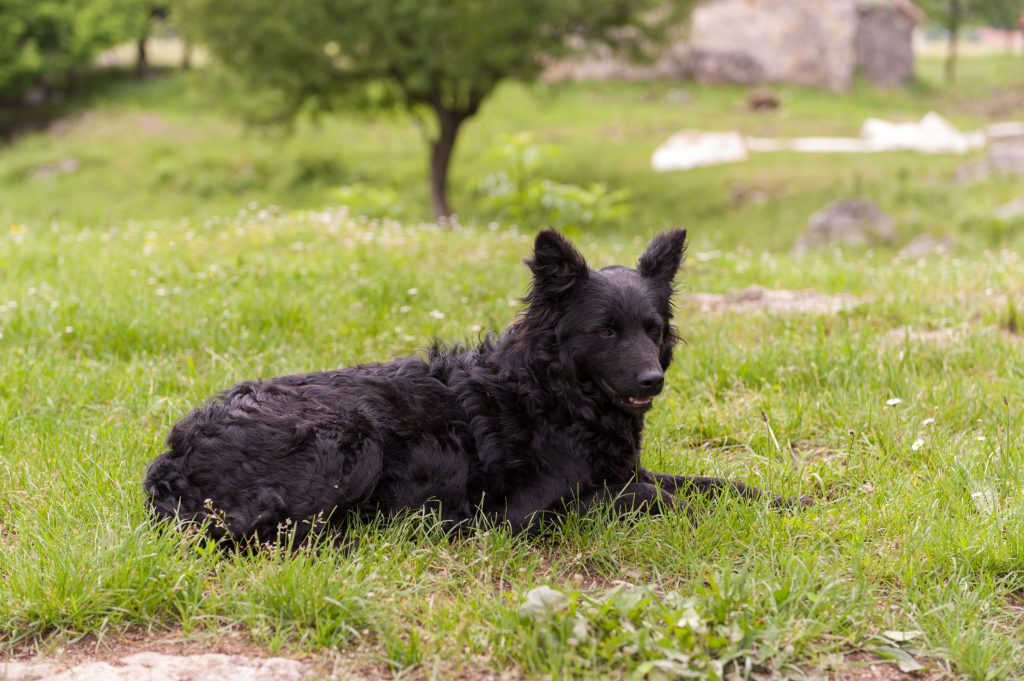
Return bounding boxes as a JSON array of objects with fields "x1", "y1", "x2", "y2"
[{"x1": 523, "y1": 228, "x2": 687, "y2": 416}]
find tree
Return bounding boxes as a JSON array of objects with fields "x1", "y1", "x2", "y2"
[
  {"x1": 0, "y1": 0, "x2": 146, "y2": 102},
  {"x1": 178, "y1": 0, "x2": 695, "y2": 220},
  {"x1": 920, "y1": 0, "x2": 970, "y2": 82}
]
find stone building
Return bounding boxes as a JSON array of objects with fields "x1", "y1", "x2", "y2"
[
  {"x1": 856, "y1": 0, "x2": 925, "y2": 87},
  {"x1": 543, "y1": 0, "x2": 924, "y2": 91},
  {"x1": 687, "y1": 0, "x2": 856, "y2": 91}
]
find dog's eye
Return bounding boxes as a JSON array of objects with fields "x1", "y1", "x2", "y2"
[
  {"x1": 648, "y1": 326, "x2": 663, "y2": 340},
  {"x1": 598, "y1": 327, "x2": 615, "y2": 338}
]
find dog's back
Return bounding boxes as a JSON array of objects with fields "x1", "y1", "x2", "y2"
[{"x1": 144, "y1": 357, "x2": 476, "y2": 543}]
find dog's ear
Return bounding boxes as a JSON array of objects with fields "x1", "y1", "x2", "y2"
[
  {"x1": 637, "y1": 229, "x2": 687, "y2": 288},
  {"x1": 525, "y1": 229, "x2": 588, "y2": 297}
]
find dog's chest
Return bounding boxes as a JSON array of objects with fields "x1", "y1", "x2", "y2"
[{"x1": 543, "y1": 420, "x2": 641, "y2": 485}]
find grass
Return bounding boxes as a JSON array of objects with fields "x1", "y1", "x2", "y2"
[
  {"x1": 1, "y1": 54, "x2": 1022, "y2": 249},
  {"x1": 1, "y1": 55, "x2": 1024, "y2": 678}
]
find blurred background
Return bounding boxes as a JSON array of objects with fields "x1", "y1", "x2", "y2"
[{"x1": 1, "y1": 0, "x2": 1021, "y2": 252}]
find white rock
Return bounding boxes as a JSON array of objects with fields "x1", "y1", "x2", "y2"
[
  {"x1": 518, "y1": 585, "x2": 570, "y2": 619},
  {"x1": 1, "y1": 653, "x2": 310, "y2": 681},
  {"x1": 651, "y1": 131, "x2": 748, "y2": 171}
]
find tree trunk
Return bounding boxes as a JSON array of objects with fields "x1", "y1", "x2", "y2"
[
  {"x1": 136, "y1": 37, "x2": 149, "y2": 79},
  {"x1": 182, "y1": 37, "x2": 193, "y2": 71},
  {"x1": 429, "y1": 106, "x2": 464, "y2": 221},
  {"x1": 944, "y1": 27, "x2": 958, "y2": 82},
  {"x1": 944, "y1": 1, "x2": 962, "y2": 83}
]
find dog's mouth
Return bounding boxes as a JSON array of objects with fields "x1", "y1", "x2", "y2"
[
  {"x1": 619, "y1": 394, "x2": 655, "y2": 414},
  {"x1": 595, "y1": 380, "x2": 656, "y2": 414}
]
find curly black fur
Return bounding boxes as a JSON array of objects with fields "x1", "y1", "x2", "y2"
[{"x1": 144, "y1": 229, "x2": 799, "y2": 544}]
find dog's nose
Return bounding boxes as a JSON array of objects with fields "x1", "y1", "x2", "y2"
[{"x1": 637, "y1": 369, "x2": 664, "y2": 394}]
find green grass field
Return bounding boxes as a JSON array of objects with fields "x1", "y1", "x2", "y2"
[{"x1": 1, "y1": 56, "x2": 1023, "y2": 679}]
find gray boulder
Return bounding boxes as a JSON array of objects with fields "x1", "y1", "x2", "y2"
[
  {"x1": 794, "y1": 199, "x2": 896, "y2": 254},
  {"x1": 898, "y1": 234, "x2": 954, "y2": 258},
  {"x1": 958, "y1": 140, "x2": 1024, "y2": 182},
  {"x1": 994, "y1": 197, "x2": 1024, "y2": 221}
]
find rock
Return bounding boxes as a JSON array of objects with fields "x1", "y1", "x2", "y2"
[
  {"x1": 958, "y1": 140, "x2": 1024, "y2": 182},
  {"x1": 746, "y1": 89, "x2": 781, "y2": 112},
  {"x1": 793, "y1": 199, "x2": 897, "y2": 254},
  {"x1": 987, "y1": 140, "x2": 1024, "y2": 175},
  {"x1": 898, "y1": 234, "x2": 954, "y2": 258},
  {"x1": 860, "y1": 112, "x2": 983, "y2": 154},
  {"x1": 994, "y1": 197, "x2": 1024, "y2": 220},
  {"x1": 0, "y1": 653, "x2": 310, "y2": 681},
  {"x1": 518, "y1": 586, "x2": 570, "y2": 619},
  {"x1": 1, "y1": 660, "x2": 59, "y2": 680},
  {"x1": 651, "y1": 131, "x2": 749, "y2": 172},
  {"x1": 30, "y1": 157, "x2": 80, "y2": 181}
]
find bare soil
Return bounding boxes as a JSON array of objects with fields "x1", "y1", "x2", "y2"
[{"x1": 684, "y1": 286, "x2": 862, "y2": 315}]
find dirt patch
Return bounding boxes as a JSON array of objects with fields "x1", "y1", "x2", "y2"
[
  {"x1": 837, "y1": 652, "x2": 947, "y2": 680},
  {"x1": 684, "y1": 287, "x2": 861, "y2": 316},
  {"x1": 881, "y1": 326, "x2": 972, "y2": 348},
  {"x1": 881, "y1": 324, "x2": 1021, "y2": 349},
  {"x1": 46, "y1": 112, "x2": 101, "y2": 137},
  {"x1": 8, "y1": 628, "x2": 272, "y2": 663},
  {"x1": 967, "y1": 88, "x2": 1024, "y2": 119},
  {"x1": 47, "y1": 111, "x2": 171, "y2": 138}
]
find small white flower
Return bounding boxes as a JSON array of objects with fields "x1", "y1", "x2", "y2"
[
  {"x1": 886, "y1": 398, "x2": 903, "y2": 406},
  {"x1": 921, "y1": 417, "x2": 935, "y2": 426},
  {"x1": 428, "y1": 310, "x2": 445, "y2": 320},
  {"x1": 976, "y1": 436, "x2": 987, "y2": 442},
  {"x1": 468, "y1": 324, "x2": 483, "y2": 333},
  {"x1": 399, "y1": 305, "x2": 410, "y2": 313},
  {"x1": 155, "y1": 287, "x2": 167, "y2": 297},
  {"x1": 63, "y1": 326, "x2": 74, "y2": 334},
  {"x1": 406, "y1": 288, "x2": 418, "y2": 295},
  {"x1": 911, "y1": 438, "x2": 924, "y2": 451}
]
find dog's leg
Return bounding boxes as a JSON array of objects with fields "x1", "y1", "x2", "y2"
[
  {"x1": 570, "y1": 481, "x2": 695, "y2": 520},
  {"x1": 641, "y1": 470, "x2": 811, "y2": 509}
]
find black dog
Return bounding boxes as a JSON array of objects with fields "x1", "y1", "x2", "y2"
[{"x1": 145, "y1": 229, "x2": 799, "y2": 544}]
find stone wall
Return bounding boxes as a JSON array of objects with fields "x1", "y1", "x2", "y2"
[
  {"x1": 856, "y1": 1, "x2": 919, "y2": 87},
  {"x1": 541, "y1": 0, "x2": 921, "y2": 91},
  {"x1": 688, "y1": 0, "x2": 858, "y2": 92}
]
